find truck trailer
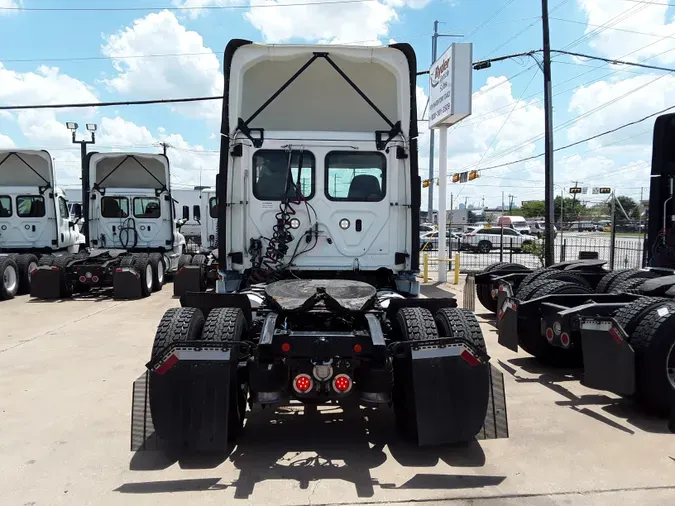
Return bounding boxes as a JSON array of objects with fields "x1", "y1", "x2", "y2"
[
  {"x1": 0, "y1": 150, "x2": 85, "y2": 300},
  {"x1": 131, "y1": 40, "x2": 508, "y2": 456},
  {"x1": 31, "y1": 152, "x2": 187, "y2": 300}
]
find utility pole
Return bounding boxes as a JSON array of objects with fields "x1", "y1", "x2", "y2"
[
  {"x1": 542, "y1": 0, "x2": 555, "y2": 266},
  {"x1": 66, "y1": 122, "x2": 96, "y2": 243},
  {"x1": 508, "y1": 194, "x2": 515, "y2": 214},
  {"x1": 609, "y1": 190, "x2": 617, "y2": 269},
  {"x1": 158, "y1": 142, "x2": 169, "y2": 156}
]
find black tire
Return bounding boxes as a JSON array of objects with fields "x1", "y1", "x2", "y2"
[
  {"x1": 477, "y1": 240, "x2": 492, "y2": 254},
  {"x1": 393, "y1": 307, "x2": 438, "y2": 442},
  {"x1": 435, "y1": 307, "x2": 487, "y2": 355},
  {"x1": 134, "y1": 255, "x2": 154, "y2": 297},
  {"x1": 120, "y1": 255, "x2": 135, "y2": 268},
  {"x1": 201, "y1": 307, "x2": 248, "y2": 443},
  {"x1": 609, "y1": 269, "x2": 659, "y2": 293},
  {"x1": 612, "y1": 297, "x2": 669, "y2": 341},
  {"x1": 611, "y1": 277, "x2": 649, "y2": 294},
  {"x1": 517, "y1": 269, "x2": 591, "y2": 298},
  {"x1": 148, "y1": 252, "x2": 165, "y2": 292},
  {"x1": 0, "y1": 256, "x2": 20, "y2": 300},
  {"x1": 515, "y1": 268, "x2": 554, "y2": 298},
  {"x1": 51, "y1": 254, "x2": 74, "y2": 297},
  {"x1": 149, "y1": 308, "x2": 205, "y2": 454},
  {"x1": 517, "y1": 280, "x2": 594, "y2": 366},
  {"x1": 15, "y1": 253, "x2": 39, "y2": 294},
  {"x1": 191, "y1": 254, "x2": 207, "y2": 266},
  {"x1": 476, "y1": 262, "x2": 529, "y2": 313},
  {"x1": 628, "y1": 301, "x2": 675, "y2": 414},
  {"x1": 38, "y1": 255, "x2": 54, "y2": 267},
  {"x1": 178, "y1": 254, "x2": 192, "y2": 269},
  {"x1": 595, "y1": 269, "x2": 631, "y2": 293}
]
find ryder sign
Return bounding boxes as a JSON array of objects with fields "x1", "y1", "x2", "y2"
[{"x1": 428, "y1": 43, "x2": 472, "y2": 129}]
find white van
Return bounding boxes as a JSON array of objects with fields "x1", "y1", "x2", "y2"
[{"x1": 496, "y1": 215, "x2": 531, "y2": 234}]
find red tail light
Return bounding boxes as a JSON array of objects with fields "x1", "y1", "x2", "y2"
[
  {"x1": 465, "y1": 233, "x2": 476, "y2": 238},
  {"x1": 92, "y1": 276, "x2": 99, "y2": 283},
  {"x1": 560, "y1": 332, "x2": 570, "y2": 348},
  {"x1": 332, "y1": 374, "x2": 353, "y2": 393},
  {"x1": 281, "y1": 342, "x2": 291, "y2": 352},
  {"x1": 79, "y1": 276, "x2": 86, "y2": 283},
  {"x1": 293, "y1": 374, "x2": 313, "y2": 394}
]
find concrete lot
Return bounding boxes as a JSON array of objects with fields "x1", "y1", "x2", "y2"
[{"x1": 0, "y1": 284, "x2": 674, "y2": 506}]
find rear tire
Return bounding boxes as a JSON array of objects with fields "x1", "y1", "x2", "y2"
[
  {"x1": 201, "y1": 307, "x2": 248, "y2": 444},
  {"x1": 149, "y1": 308, "x2": 205, "y2": 455},
  {"x1": 475, "y1": 262, "x2": 529, "y2": 313},
  {"x1": 15, "y1": 253, "x2": 38, "y2": 295},
  {"x1": 392, "y1": 307, "x2": 438, "y2": 442},
  {"x1": 477, "y1": 240, "x2": 492, "y2": 254},
  {"x1": 178, "y1": 254, "x2": 192, "y2": 269},
  {"x1": 191, "y1": 254, "x2": 207, "y2": 266},
  {"x1": 0, "y1": 256, "x2": 20, "y2": 300},
  {"x1": 134, "y1": 255, "x2": 154, "y2": 297},
  {"x1": 51, "y1": 254, "x2": 74, "y2": 297},
  {"x1": 148, "y1": 252, "x2": 165, "y2": 292}
]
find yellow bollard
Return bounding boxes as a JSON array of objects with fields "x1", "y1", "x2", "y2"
[
  {"x1": 423, "y1": 253, "x2": 429, "y2": 283},
  {"x1": 453, "y1": 253, "x2": 460, "y2": 285}
]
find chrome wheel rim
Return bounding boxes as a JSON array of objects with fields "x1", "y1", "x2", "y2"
[
  {"x1": 3, "y1": 264, "x2": 18, "y2": 294},
  {"x1": 27, "y1": 261, "x2": 38, "y2": 283},
  {"x1": 157, "y1": 260, "x2": 165, "y2": 284},
  {"x1": 146, "y1": 264, "x2": 153, "y2": 291}
]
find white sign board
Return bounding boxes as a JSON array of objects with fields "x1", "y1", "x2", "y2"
[{"x1": 428, "y1": 43, "x2": 473, "y2": 129}]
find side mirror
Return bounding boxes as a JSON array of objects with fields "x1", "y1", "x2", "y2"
[
  {"x1": 176, "y1": 218, "x2": 187, "y2": 229},
  {"x1": 72, "y1": 203, "x2": 82, "y2": 218},
  {"x1": 182, "y1": 205, "x2": 189, "y2": 221},
  {"x1": 193, "y1": 205, "x2": 201, "y2": 222}
]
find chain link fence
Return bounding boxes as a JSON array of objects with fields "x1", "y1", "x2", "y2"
[{"x1": 420, "y1": 233, "x2": 646, "y2": 274}]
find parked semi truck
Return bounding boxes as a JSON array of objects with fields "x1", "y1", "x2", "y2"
[
  {"x1": 31, "y1": 152, "x2": 187, "y2": 300},
  {"x1": 131, "y1": 40, "x2": 508, "y2": 456},
  {"x1": 0, "y1": 149, "x2": 85, "y2": 300},
  {"x1": 474, "y1": 113, "x2": 675, "y2": 416}
]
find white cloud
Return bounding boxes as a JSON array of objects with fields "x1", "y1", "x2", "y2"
[
  {"x1": 567, "y1": 73, "x2": 675, "y2": 146},
  {"x1": 576, "y1": 0, "x2": 675, "y2": 63},
  {"x1": 100, "y1": 10, "x2": 223, "y2": 121},
  {"x1": 244, "y1": 0, "x2": 399, "y2": 43},
  {"x1": 0, "y1": 133, "x2": 15, "y2": 148},
  {"x1": 0, "y1": 1, "x2": 21, "y2": 15}
]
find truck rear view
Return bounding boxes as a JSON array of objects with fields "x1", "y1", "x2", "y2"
[{"x1": 132, "y1": 40, "x2": 508, "y2": 457}]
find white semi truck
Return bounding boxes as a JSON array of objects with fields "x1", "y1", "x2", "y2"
[
  {"x1": 0, "y1": 150, "x2": 85, "y2": 300},
  {"x1": 31, "y1": 152, "x2": 187, "y2": 300}
]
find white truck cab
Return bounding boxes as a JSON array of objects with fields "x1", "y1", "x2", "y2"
[
  {"x1": 0, "y1": 150, "x2": 84, "y2": 299},
  {"x1": 218, "y1": 41, "x2": 420, "y2": 293}
]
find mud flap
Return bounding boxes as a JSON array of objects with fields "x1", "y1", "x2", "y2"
[
  {"x1": 132, "y1": 348, "x2": 234, "y2": 454},
  {"x1": 409, "y1": 346, "x2": 505, "y2": 445},
  {"x1": 29, "y1": 267, "x2": 63, "y2": 299},
  {"x1": 497, "y1": 298, "x2": 520, "y2": 352},
  {"x1": 579, "y1": 318, "x2": 636, "y2": 396},
  {"x1": 173, "y1": 265, "x2": 206, "y2": 297},
  {"x1": 113, "y1": 268, "x2": 142, "y2": 300}
]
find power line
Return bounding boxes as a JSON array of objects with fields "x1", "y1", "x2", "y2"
[
  {"x1": 552, "y1": 50, "x2": 675, "y2": 73},
  {"x1": 551, "y1": 16, "x2": 675, "y2": 41},
  {"x1": 0, "y1": 0, "x2": 375, "y2": 12},
  {"x1": 0, "y1": 96, "x2": 219, "y2": 111},
  {"x1": 466, "y1": 104, "x2": 675, "y2": 173}
]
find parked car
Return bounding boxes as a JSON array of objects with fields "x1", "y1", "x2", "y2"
[
  {"x1": 460, "y1": 226, "x2": 539, "y2": 254},
  {"x1": 420, "y1": 230, "x2": 462, "y2": 251},
  {"x1": 419, "y1": 222, "x2": 435, "y2": 234},
  {"x1": 528, "y1": 221, "x2": 558, "y2": 239},
  {"x1": 496, "y1": 215, "x2": 531, "y2": 234}
]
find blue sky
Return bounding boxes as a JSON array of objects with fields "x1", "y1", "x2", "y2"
[{"x1": 1, "y1": 0, "x2": 674, "y2": 208}]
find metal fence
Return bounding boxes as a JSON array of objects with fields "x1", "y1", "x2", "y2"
[{"x1": 421, "y1": 234, "x2": 646, "y2": 275}]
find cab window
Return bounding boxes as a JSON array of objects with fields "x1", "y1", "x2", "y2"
[
  {"x1": 133, "y1": 197, "x2": 161, "y2": 218},
  {"x1": 58, "y1": 197, "x2": 69, "y2": 219},
  {"x1": 252, "y1": 150, "x2": 315, "y2": 201},
  {"x1": 209, "y1": 197, "x2": 217, "y2": 218},
  {"x1": 0, "y1": 196, "x2": 11, "y2": 217},
  {"x1": 325, "y1": 152, "x2": 386, "y2": 202},
  {"x1": 101, "y1": 196, "x2": 129, "y2": 218},
  {"x1": 16, "y1": 196, "x2": 45, "y2": 218}
]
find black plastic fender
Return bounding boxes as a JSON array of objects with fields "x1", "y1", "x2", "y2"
[
  {"x1": 497, "y1": 298, "x2": 520, "y2": 352},
  {"x1": 173, "y1": 265, "x2": 206, "y2": 297},
  {"x1": 113, "y1": 267, "x2": 143, "y2": 300}
]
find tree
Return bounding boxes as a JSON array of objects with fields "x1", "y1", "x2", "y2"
[
  {"x1": 521, "y1": 200, "x2": 545, "y2": 218},
  {"x1": 553, "y1": 196, "x2": 587, "y2": 224}
]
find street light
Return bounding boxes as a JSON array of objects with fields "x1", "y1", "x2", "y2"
[{"x1": 67, "y1": 121, "x2": 97, "y2": 243}]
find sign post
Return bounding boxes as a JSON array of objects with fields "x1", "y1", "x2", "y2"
[{"x1": 428, "y1": 43, "x2": 472, "y2": 283}]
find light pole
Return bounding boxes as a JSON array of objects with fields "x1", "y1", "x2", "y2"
[{"x1": 66, "y1": 122, "x2": 96, "y2": 242}]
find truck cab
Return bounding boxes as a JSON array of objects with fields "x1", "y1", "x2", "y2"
[
  {"x1": 85, "y1": 152, "x2": 185, "y2": 256},
  {"x1": 0, "y1": 150, "x2": 83, "y2": 254},
  {"x1": 218, "y1": 41, "x2": 419, "y2": 293}
]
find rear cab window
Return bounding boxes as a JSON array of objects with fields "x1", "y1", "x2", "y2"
[
  {"x1": 101, "y1": 196, "x2": 129, "y2": 218},
  {"x1": 0, "y1": 196, "x2": 11, "y2": 217},
  {"x1": 16, "y1": 195, "x2": 45, "y2": 218},
  {"x1": 325, "y1": 152, "x2": 386, "y2": 202},
  {"x1": 209, "y1": 197, "x2": 217, "y2": 218},
  {"x1": 252, "y1": 150, "x2": 315, "y2": 201},
  {"x1": 133, "y1": 197, "x2": 161, "y2": 218}
]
